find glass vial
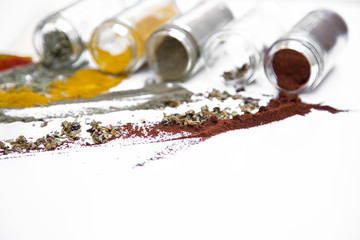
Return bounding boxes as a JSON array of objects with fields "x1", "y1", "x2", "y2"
[
  {"x1": 264, "y1": 9, "x2": 348, "y2": 93},
  {"x1": 89, "y1": 0, "x2": 180, "y2": 75},
  {"x1": 203, "y1": 3, "x2": 285, "y2": 86},
  {"x1": 145, "y1": 0, "x2": 234, "y2": 81},
  {"x1": 33, "y1": 0, "x2": 135, "y2": 69}
]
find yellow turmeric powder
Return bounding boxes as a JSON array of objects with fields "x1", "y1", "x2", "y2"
[
  {"x1": 91, "y1": 41, "x2": 133, "y2": 74},
  {"x1": 0, "y1": 68, "x2": 126, "y2": 107},
  {"x1": 0, "y1": 87, "x2": 49, "y2": 107},
  {"x1": 50, "y1": 69, "x2": 125, "y2": 100},
  {"x1": 89, "y1": 0, "x2": 179, "y2": 74}
]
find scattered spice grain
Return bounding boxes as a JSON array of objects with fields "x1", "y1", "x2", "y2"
[
  {"x1": 0, "y1": 120, "x2": 81, "y2": 154},
  {"x1": 222, "y1": 64, "x2": 249, "y2": 81},
  {"x1": 161, "y1": 106, "x2": 238, "y2": 126}
]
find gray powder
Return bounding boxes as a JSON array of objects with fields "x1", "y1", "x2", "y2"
[{"x1": 42, "y1": 31, "x2": 73, "y2": 68}]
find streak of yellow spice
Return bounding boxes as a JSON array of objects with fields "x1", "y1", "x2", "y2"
[
  {"x1": 0, "y1": 88, "x2": 49, "y2": 107},
  {"x1": 0, "y1": 69, "x2": 126, "y2": 107},
  {"x1": 49, "y1": 68, "x2": 125, "y2": 100}
]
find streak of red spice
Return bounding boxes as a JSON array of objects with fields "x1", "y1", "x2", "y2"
[
  {"x1": 142, "y1": 91, "x2": 342, "y2": 141},
  {"x1": 0, "y1": 55, "x2": 32, "y2": 72}
]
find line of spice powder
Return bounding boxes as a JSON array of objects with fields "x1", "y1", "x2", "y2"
[{"x1": 1, "y1": 91, "x2": 343, "y2": 156}]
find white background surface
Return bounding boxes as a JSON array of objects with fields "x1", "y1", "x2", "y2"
[{"x1": 1, "y1": 0, "x2": 360, "y2": 239}]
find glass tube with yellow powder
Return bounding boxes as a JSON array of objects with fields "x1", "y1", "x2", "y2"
[{"x1": 89, "y1": 0, "x2": 180, "y2": 75}]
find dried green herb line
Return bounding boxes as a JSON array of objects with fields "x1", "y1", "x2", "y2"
[
  {"x1": 161, "y1": 106, "x2": 238, "y2": 126},
  {"x1": 0, "y1": 120, "x2": 82, "y2": 155},
  {"x1": 87, "y1": 120, "x2": 121, "y2": 144},
  {"x1": 162, "y1": 88, "x2": 260, "y2": 108}
]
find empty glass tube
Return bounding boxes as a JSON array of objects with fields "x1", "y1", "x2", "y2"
[
  {"x1": 264, "y1": 9, "x2": 348, "y2": 93},
  {"x1": 145, "y1": 0, "x2": 234, "y2": 81},
  {"x1": 33, "y1": 0, "x2": 135, "y2": 69},
  {"x1": 203, "y1": 3, "x2": 285, "y2": 86},
  {"x1": 89, "y1": 0, "x2": 180, "y2": 75}
]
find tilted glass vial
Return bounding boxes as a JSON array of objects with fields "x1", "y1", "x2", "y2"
[
  {"x1": 203, "y1": 3, "x2": 285, "y2": 86},
  {"x1": 33, "y1": 0, "x2": 135, "y2": 69},
  {"x1": 89, "y1": 0, "x2": 180, "y2": 75},
  {"x1": 145, "y1": 0, "x2": 234, "y2": 81},
  {"x1": 264, "y1": 9, "x2": 348, "y2": 93}
]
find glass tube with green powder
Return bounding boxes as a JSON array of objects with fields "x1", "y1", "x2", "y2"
[{"x1": 145, "y1": 0, "x2": 234, "y2": 81}]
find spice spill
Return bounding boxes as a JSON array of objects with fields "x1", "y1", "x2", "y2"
[
  {"x1": 1, "y1": 91, "x2": 343, "y2": 157},
  {"x1": 0, "y1": 66, "x2": 126, "y2": 107}
]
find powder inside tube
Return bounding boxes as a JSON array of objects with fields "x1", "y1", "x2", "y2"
[
  {"x1": 154, "y1": 35, "x2": 189, "y2": 80},
  {"x1": 272, "y1": 49, "x2": 311, "y2": 91}
]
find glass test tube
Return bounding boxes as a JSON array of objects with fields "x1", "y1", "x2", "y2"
[
  {"x1": 33, "y1": 0, "x2": 135, "y2": 69},
  {"x1": 145, "y1": 0, "x2": 234, "y2": 81},
  {"x1": 264, "y1": 9, "x2": 348, "y2": 93},
  {"x1": 203, "y1": 3, "x2": 285, "y2": 86},
  {"x1": 89, "y1": 0, "x2": 180, "y2": 75}
]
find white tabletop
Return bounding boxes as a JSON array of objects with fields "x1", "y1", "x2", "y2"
[{"x1": 1, "y1": 0, "x2": 360, "y2": 239}]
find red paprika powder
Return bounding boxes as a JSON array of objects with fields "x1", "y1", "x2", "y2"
[
  {"x1": 0, "y1": 54, "x2": 32, "y2": 72},
  {"x1": 272, "y1": 49, "x2": 311, "y2": 91}
]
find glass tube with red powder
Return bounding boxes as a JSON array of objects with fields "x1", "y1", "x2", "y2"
[{"x1": 264, "y1": 9, "x2": 348, "y2": 93}]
